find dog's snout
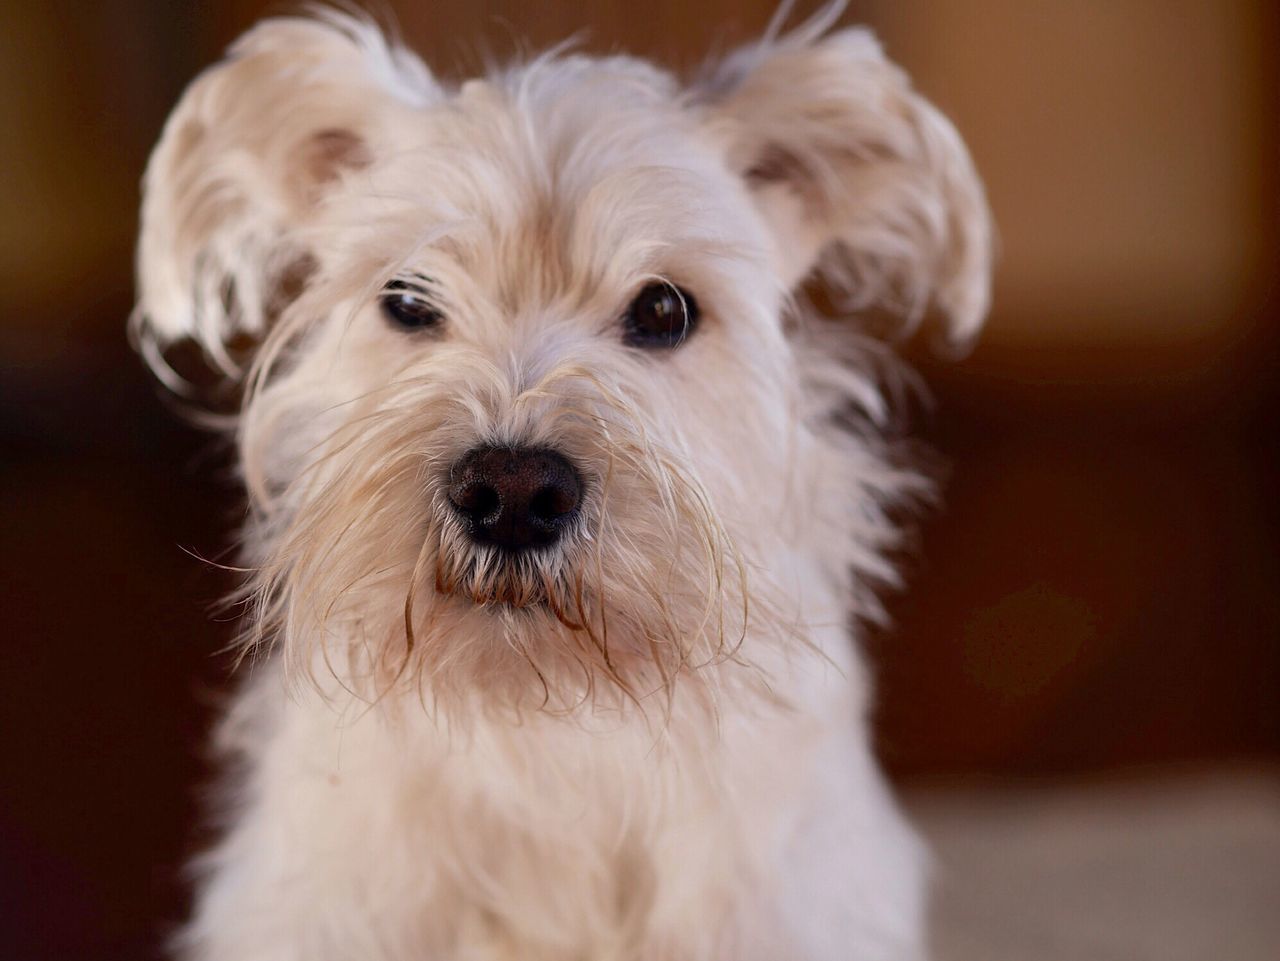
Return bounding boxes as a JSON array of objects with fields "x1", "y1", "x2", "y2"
[{"x1": 447, "y1": 446, "x2": 582, "y2": 551}]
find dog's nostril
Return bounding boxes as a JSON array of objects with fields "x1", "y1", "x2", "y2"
[
  {"x1": 447, "y1": 446, "x2": 582, "y2": 552},
  {"x1": 529, "y1": 485, "x2": 576, "y2": 522},
  {"x1": 450, "y1": 482, "x2": 500, "y2": 522}
]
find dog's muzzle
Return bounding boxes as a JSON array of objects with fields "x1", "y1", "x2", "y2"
[{"x1": 447, "y1": 445, "x2": 582, "y2": 552}]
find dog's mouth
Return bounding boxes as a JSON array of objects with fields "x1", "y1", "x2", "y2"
[
  {"x1": 431, "y1": 549, "x2": 604, "y2": 634},
  {"x1": 433, "y1": 555, "x2": 553, "y2": 611},
  {"x1": 435, "y1": 572, "x2": 538, "y2": 609}
]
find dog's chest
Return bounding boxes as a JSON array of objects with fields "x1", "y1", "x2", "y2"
[{"x1": 265, "y1": 689, "x2": 815, "y2": 956}]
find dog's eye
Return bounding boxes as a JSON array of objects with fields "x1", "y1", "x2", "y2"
[
  {"x1": 623, "y1": 282, "x2": 699, "y2": 349},
  {"x1": 380, "y1": 281, "x2": 444, "y2": 332}
]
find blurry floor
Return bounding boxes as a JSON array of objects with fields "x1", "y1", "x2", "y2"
[{"x1": 910, "y1": 770, "x2": 1280, "y2": 961}]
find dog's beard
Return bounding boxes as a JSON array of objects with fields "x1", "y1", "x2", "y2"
[{"x1": 234, "y1": 359, "x2": 770, "y2": 720}]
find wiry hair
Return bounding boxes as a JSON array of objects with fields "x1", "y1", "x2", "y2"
[
  {"x1": 133, "y1": 3, "x2": 990, "y2": 725},
  {"x1": 234, "y1": 348, "x2": 774, "y2": 721},
  {"x1": 134, "y1": 5, "x2": 992, "y2": 960}
]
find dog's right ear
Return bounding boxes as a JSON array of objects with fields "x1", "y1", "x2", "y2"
[{"x1": 132, "y1": 13, "x2": 439, "y2": 384}]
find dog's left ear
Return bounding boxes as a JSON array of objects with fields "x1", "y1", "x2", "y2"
[{"x1": 699, "y1": 18, "x2": 993, "y2": 342}]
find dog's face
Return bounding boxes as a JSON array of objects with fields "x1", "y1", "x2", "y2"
[{"x1": 134, "y1": 11, "x2": 990, "y2": 716}]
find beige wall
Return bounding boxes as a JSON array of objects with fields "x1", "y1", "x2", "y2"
[{"x1": 874, "y1": 0, "x2": 1274, "y2": 347}]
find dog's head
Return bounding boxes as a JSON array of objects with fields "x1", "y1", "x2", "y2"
[{"x1": 133, "y1": 7, "x2": 990, "y2": 716}]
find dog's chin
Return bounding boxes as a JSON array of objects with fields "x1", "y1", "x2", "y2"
[{"x1": 456, "y1": 592, "x2": 551, "y2": 617}]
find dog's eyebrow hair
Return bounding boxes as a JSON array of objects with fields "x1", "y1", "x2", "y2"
[{"x1": 383, "y1": 275, "x2": 435, "y2": 293}]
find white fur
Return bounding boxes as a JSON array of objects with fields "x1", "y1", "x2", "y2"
[{"x1": 133, "y1": 5, "x2": 991, "y2": 959}]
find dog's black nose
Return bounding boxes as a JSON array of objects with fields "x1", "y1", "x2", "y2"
[{"x1": 447, "y1": 446, "x2": 582, "y2": 551}]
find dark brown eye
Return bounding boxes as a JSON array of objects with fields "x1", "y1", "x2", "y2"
[
  {"x1": 380, "y1": 280, "x2": 444, "y2": 332},
  {"x1": 623, "y1": 282, "x2": 699, "y2": 349}
]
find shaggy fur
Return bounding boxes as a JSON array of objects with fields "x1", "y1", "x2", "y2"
[{"x1": 133, "y1": 4, "x2": 991, "y2": 959}]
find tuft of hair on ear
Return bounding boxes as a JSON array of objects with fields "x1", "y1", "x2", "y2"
[
  {"x1": 130, "y1": 8, "x2": 439, "y2": 390},
  {"x1": 697, "y1": 0, "x2": 993, "y2": 349}
]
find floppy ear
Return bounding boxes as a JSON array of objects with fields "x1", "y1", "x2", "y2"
[
  {"x1": 701, "y1": 12, "x2": 993, "y2": 343},
  {"x1": 132, "y1": 13, "x2": 438, "y2": 381}
]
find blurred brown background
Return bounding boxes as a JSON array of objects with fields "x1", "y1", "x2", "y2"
[{"x1": 2, "y1": 2, "x2": 1277, "y2": 959}]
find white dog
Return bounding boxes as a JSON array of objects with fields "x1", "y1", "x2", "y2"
[{"x1": 133, "y1": 3, "x2": 990, "y2": 958}]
